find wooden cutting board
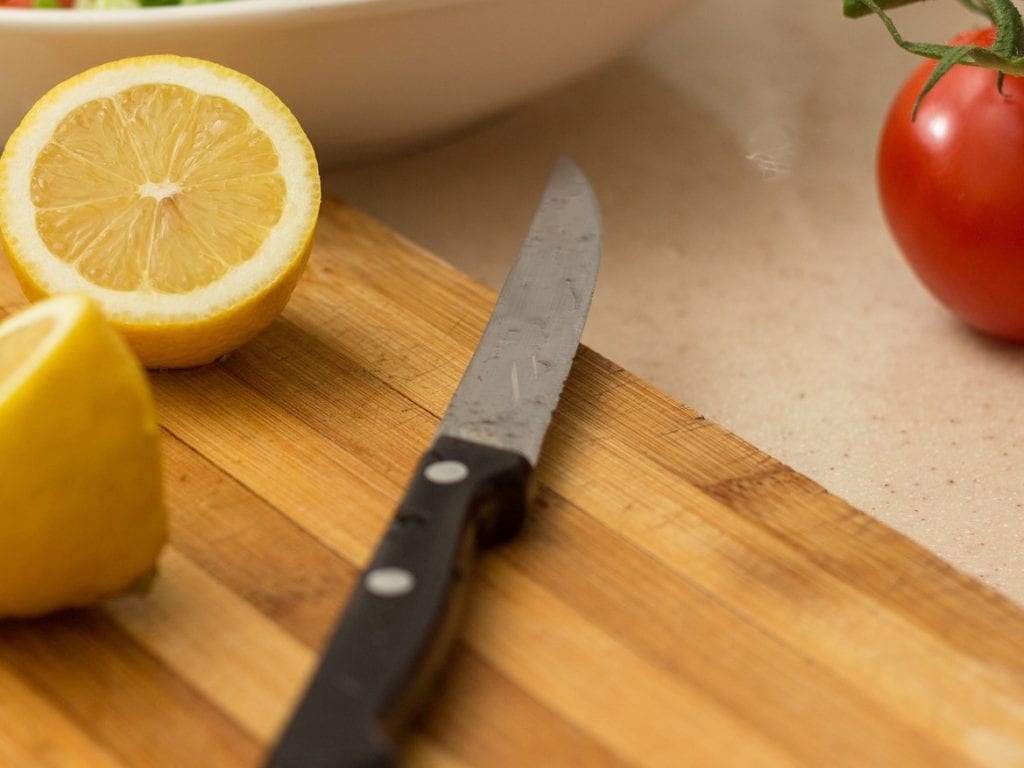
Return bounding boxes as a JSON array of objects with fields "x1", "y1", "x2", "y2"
[{"x1": 1, "y1": 197, "x2": 1023, "y2": 768}]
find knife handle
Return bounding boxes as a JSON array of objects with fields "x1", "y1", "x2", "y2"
[{"x1": 267, "y1": 435, "x2": 532, "y2": 768}]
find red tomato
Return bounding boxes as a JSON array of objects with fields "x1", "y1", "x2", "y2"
[{"x1": 878, "y1": 26, "x2": 1024, "y2": 342}]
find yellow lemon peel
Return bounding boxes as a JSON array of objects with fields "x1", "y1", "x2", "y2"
[{"x1": 0, "y1": 294, "x2": 165, "y2": 617}]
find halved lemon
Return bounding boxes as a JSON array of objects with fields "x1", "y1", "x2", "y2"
[
  {"x1": 0, "y1": 55, "x2": 321, "y2": 368},
  {"x1": 0, "y1": 294, "x2": 164, "y2": 617}
]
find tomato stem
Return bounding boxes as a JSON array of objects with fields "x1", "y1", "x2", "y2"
[
  {"x1": 842, "y1": 0, "x2": 927, "y2": 18},
  {"x1": 846, "y1": 0, "x2": 1024, "y2": 116}
]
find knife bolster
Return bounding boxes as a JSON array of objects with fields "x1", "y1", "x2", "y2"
[{"x1": 425, "y1": 436, "x2": 531, "y2": 548}]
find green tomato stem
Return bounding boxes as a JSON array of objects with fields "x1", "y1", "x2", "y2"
[
  {"x1": 843, "y1": 0, "x2": 926, "y2": 18},
  {"x1": 845, "y1": 0, "x2": 1024, "y2": 116}
]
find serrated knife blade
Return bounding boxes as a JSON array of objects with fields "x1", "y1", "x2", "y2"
[
  {"x1": 267, "y1": 156, "x2": 601, "y2": 768},
  {"x1": 434, "y1": 156, "x2": 601, "y2": 465}
]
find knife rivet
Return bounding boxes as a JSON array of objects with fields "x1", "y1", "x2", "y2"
[
  {"x1": 365, "y1": 567, "x2": 416, "y2": 597},
  {"x1": 424, "y1": 460, "x2": 469, "y2": 484}
]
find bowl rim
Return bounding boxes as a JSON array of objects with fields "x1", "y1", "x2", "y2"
[{"x1": 0, "y1": 0, "x2": 486, "y2": 28}]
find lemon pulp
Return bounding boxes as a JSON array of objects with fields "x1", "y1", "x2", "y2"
[
  {"x1": 33, "y1": 83, "x2": 285, "y2": 294},
  {"x1": 0, "y1": 316, "x2": 53, "y2": 378}
]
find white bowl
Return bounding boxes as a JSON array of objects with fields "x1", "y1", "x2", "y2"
[{"x1": 0, "y1": 0, "x2": 691, "y2": 168}]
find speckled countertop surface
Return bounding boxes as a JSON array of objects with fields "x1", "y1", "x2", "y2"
[{"x1": 324, "y1": 0, "x2": 1023, "y2": 606}]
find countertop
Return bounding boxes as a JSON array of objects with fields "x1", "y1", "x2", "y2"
[{"x1": 324, "y1": 0, "x2": 1023, "y2": 606}]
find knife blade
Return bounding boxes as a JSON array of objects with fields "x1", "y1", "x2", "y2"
[{"x1": 267, "y1": 156, "x2": 601, "y2": 768}]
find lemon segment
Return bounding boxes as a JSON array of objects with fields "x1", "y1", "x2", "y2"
[
  {"x1": 0, "y1": 55, "x2": 321, "y2": 369},
  {"x1": 0, "y1": 294, "x2": 165, "y2": 617}
]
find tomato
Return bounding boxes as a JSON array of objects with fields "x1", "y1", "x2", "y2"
[{"x1": 878, "y1": 26, "x2": 1024, "y2": 342}]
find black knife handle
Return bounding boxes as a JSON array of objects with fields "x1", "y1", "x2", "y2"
[{"x1": 266, "y1": 436, "x2": 532, "y2": 768}]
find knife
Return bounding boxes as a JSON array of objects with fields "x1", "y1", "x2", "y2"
[{"x1": 267, "y1": 156, "x2": 602, "y2": 768}]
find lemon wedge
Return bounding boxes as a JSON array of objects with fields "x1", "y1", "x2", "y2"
[
  {"x1": 0, "y1": 55, "x2": 321, "y2": 368},
  {"x1": 0, "y1": 294, "x2": 165, "y2": 617}
]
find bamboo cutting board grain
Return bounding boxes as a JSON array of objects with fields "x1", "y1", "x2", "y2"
[{"x1": 2, "y1": 198, "x2": 1024, "y2": 767}]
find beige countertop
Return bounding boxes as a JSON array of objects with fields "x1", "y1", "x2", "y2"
[{"x1": 324, "y1": 0, "x2": 1023, "y2": 606}]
